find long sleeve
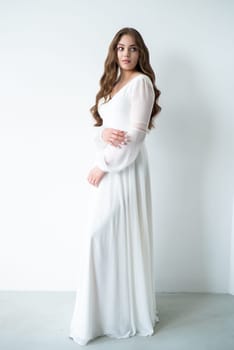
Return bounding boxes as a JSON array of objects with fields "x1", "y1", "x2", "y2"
[
  {"x1": 95, "y1": 76, "x2": 154, "y2": 172},
  {"x1": 93, "y1": 125, "x2": 106, "y2": 150}
]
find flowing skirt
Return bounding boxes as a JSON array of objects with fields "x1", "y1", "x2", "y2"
[{"x1": 69, "y1": 146, "x2": 159, "y2": 345}]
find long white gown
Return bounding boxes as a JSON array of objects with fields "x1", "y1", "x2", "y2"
[{"x1": 69, "y1": 74, "x2": 159, "y2": 345}]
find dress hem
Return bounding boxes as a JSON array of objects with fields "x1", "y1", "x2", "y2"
[{"x1": 69, "y1": 313, "x2": 160, "y2": 346}]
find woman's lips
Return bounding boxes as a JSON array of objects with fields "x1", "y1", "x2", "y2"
[{"x1": 122, "y1": 60, "x2": 131, "y2": 64}]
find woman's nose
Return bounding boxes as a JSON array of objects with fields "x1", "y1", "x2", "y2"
[{"x1": 123, "y1": 48, "x2": 130, "y2": 56}]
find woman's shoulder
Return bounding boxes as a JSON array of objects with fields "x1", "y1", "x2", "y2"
[
  {"x1": 131, "y1": 73, "x2": 152, "y2": 83},
  {"x1": 129, "y1": 73, "x2": 153, "y2": 90},
  {"x1": 128, "y1": 73, "x2": 154, "y2": 95}
]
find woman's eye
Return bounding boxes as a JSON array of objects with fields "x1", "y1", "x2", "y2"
[{"x1": 117, "y1": 46, "x2": 138, "y2": 52}]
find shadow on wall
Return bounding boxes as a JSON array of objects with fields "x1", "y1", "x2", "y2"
[{"x1": 148, "y1": 55, "x2": 216, "y2": 292}]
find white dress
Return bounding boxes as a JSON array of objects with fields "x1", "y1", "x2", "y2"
[{"x1": 69, "y1": 74, "x2": 159, "y2": 345}]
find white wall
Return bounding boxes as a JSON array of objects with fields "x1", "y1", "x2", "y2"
[
  {"x1": 0, "y1": 0, "x2": 233, "y2": 292},
  {"x1": 229, "y1": 199, "x2": 234, "y2": 295}
]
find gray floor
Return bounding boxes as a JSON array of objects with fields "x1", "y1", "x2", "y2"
[{"x1": 0, "y1": 292, "x2": 234, "y2": 350}]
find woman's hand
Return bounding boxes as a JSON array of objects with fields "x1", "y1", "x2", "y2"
[
  {"x1": 87, "y1": 166, "x2": 106, "y2": 187},
  {"x1": 102, "y1": 128, "x2": 128, "y2": 147}
]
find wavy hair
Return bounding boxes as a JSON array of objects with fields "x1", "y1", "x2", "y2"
[{"x1": 90, "y1": 27, "x2": 161, "y2": 129}]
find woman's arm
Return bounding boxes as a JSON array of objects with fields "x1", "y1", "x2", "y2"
[
  {"x1": 88, "y1": 129, "x2": 128, "y2": 187},
  {"x1": 94, "y1": 126, "x2": 127, "y2": 149},
  {"x1": 95, "y1": 76, "x2": 154, "y2": 172}
]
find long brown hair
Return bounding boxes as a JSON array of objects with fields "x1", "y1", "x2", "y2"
[{"x1": 90, "y1": 27, "x2": 161, "y2": 129}]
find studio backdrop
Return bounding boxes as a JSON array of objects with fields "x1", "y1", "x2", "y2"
[{"x1": 0, "y1": 0, "x2": 233, "y2": 293}]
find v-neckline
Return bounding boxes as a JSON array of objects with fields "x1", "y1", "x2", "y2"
[{"x1": 109, "y1": 74, "x2": 144, "y2": 100}]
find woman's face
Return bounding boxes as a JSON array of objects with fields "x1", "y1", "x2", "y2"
[{"x1": 116, "y1": 34, "x2": 139, "y2": 72}]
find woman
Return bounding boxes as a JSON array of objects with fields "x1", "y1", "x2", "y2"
[{"x1": 69, "y1": 27, "x2": 161, "y2": 346}]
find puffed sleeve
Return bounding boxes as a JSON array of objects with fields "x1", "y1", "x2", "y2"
[
  {"x1": 95, "y1": 76, "x2": 154, "y2": 172},
  {"x1": 93, "y1": 125, "x2": 106, "y2": 150}
]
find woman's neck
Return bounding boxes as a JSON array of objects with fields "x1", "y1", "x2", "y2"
[{"x1": 118, "y1": 70, "x2": 138, "y2": 83}]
